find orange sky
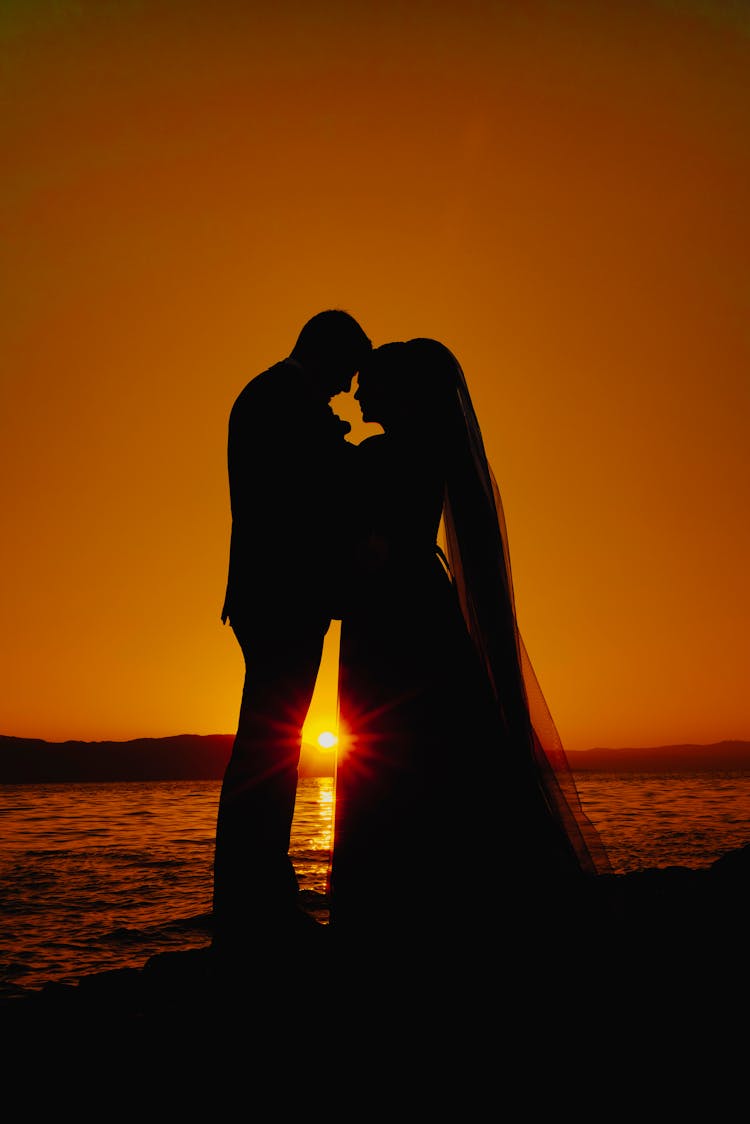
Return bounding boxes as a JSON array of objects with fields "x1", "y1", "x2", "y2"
[{"x1": 2, "y1": 0, "x2": 748, "y2": 752}]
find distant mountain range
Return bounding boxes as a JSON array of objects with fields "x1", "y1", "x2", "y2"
[
  {"x1": 1, "y1": 734, "x2": 749, "y2": 783},
  {"x1": 566, "y1": 740, "x2": 750, "y2": 773},
  {"x1": 0, "y1": 733, "x2": 340, "y2": 783}
]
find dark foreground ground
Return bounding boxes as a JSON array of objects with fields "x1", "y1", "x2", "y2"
[{"x1": 2, "y1": 846, "x2": 748, "y2": 1106}]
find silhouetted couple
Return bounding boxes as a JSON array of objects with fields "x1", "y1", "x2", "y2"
[{"x1": 212, "y1": 310, "x2": 610, "y2": 984}]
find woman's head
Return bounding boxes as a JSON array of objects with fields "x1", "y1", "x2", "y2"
[{"x1": 355, "y1": 338, "x2": 462, "y2": 431}]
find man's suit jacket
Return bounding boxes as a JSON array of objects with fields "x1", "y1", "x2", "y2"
[{"x1": 221, "y1": 358, "x2": 353, "y2": 631}]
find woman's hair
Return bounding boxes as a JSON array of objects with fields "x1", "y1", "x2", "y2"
[{"x1": 361, "y1": 338, "x2": 461, "y2": 430}]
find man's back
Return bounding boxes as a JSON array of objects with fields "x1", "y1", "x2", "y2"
[{"x1": 222, "y1": 358, "x2": 353, "y2": 627}]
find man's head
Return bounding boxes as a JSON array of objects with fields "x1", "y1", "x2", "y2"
[{"x1": 290, "y1": 310, "x2": 372, "y2": 398}]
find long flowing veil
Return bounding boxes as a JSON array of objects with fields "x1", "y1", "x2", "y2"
[{"x1": 414, "y1": 338, "x2": 611, "y2": 877}]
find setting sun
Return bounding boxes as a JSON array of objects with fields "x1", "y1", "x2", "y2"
[{"x1": 317, "y1": 731, "x2": 338, "y2": 750}]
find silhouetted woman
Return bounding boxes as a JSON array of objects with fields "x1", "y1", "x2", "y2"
[{"x1": 329, "y1": 339, "x2": 610, "y2": 970}]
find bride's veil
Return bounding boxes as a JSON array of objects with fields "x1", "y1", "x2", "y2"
[{"x1": 409, "y1": 338, "x2": 611, "y2": 877}]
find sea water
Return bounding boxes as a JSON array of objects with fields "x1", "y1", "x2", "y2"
[{"x1": 1, "y1": 772, "x2": 749, "y2": 994}]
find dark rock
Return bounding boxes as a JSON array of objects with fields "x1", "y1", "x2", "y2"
[
  {"x1": 2, "y1": 843, "x2": 749, "y2": 1044},
  {"x1": 708, "y1": 840, "x2": 750, "y2": 880}
]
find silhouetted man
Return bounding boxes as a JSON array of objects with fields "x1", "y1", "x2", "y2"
[{"x1": 213, "y1": 309, "x2": 372, "y2": 957}]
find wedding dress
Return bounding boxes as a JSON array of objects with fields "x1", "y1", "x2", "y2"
[{"x1": 329, "y1": 340, "x2": 610, "y2": 954}]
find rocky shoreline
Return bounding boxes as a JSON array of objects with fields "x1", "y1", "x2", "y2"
[{"x1": 2, "y1": 844, "x2": 748, "y2": 1070}]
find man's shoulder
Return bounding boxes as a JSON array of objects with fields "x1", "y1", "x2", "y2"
[
  {"x1": 233, "y1": 359, "x2": 295, "y2": 403},
  {"x1": 228, "y1": 360, "x2": 302, "y2": 425}
]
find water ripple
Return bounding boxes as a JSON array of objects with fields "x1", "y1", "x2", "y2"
[{"x1": 3, "y1": 772, "x2": 749, "y2": 991}]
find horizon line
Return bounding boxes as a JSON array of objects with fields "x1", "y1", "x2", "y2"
[{"x1": 2, "y1": 732, "x2": 749, "y2": 753}]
